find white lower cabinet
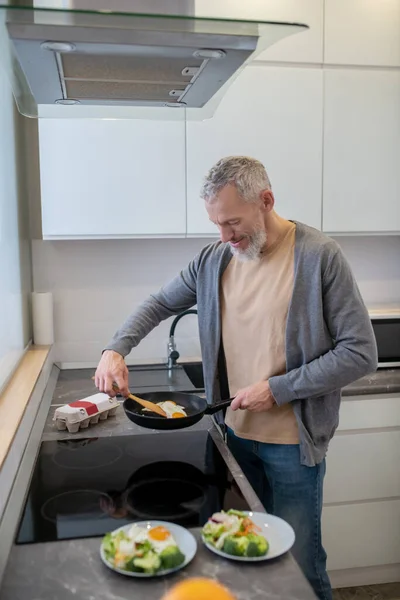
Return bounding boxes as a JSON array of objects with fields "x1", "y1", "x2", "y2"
[
  {"x1": 323, "y1": 500, "x2": 400, "y2": 571},
  {"x1": 324, "y1": 430, "x2": 400, "y2": 504},
  {"x1": 322, "y1": 394, "x2": 400, "y2": 581}
]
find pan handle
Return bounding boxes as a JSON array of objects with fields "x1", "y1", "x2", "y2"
[{"x1": 204, "y1": 398, "x2": 234, "y2": 415}]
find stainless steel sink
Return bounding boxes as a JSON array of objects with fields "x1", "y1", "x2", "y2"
[{"x1": 181, "y1": 362, "x2": 204, "y2": 390}]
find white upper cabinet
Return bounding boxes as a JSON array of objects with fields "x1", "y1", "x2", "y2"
[
  {"x1": 195, "y1": 0, "x2": 323, "y2": 64},
  {"x1": 253, "y1": 0, "x2": 323, "y2": 64},
  {"x1": 323, "y1": 70, "x2": 400, "y2": 234},
  {"x1": 186, "y1": 65, "x2": 323, "y2": 236},
  {"x1": 325, "y1": 0, "x2": 400, "y2": 67},
  {"x1": 38, "y1": 118, "x2": 186, "y2": 239}
]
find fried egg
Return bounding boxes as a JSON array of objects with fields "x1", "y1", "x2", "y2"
[
  {"x1": 157, "y1": 401, "x2": 187, "y2": 419},
  {"x1": 142, "y1": 400, "x2": 187, "y2": 419},
  {"x1": 134, "y1": 525, "x2": 177, "y2": 553}
]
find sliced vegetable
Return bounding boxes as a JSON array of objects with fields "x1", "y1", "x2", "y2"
[
  {"x1": 102, "y1": 533, "x2": 115, "y2": 560},
  {"x1": 202, "y1": 511, "x2": 269, "y2": 558}
]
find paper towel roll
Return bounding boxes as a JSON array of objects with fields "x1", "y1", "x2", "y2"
[{"x1": 32, "y1": 292, "x2": 54, "y2": 345}]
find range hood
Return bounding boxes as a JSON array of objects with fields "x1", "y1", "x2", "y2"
[{"x1": 0, "y1": 2, "x2": 308, "y2": 119}]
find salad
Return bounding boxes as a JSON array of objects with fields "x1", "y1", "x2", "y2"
[
  {"x1": 202, "y1": 510, "x2": 269, "y2": 558},
  {"x1": 102, "y1": 524, "x2": 185, "y2": 574}
]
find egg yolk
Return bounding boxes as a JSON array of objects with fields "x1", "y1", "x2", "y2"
[
  {"x1": 172, "y1": 412, "x2": 185, "y2": 418},
  {"x1": 149, "y1": 526, "x2": 171, "y2": 541}
]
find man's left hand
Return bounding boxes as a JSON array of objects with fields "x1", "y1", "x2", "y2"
[{"x1": 230, "y1": 380, "x2": 276, "y2": 413}]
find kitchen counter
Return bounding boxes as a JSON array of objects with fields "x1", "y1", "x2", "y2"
[
  {"x1": 0, "y1": 364, "x2": 318, "y2": 600},
  {"x1": 40, "y1": 364, "x2": 400, "y2": 442},
  {"x1": 1, "y1": 530, "x2": 315, "y2": 600},
  {"x1": 342, "y1": 368, "x2": 400, "y2": 396},
  {"x1": 49, "y1": 363, "x2": 400, "y2": 409},
  {"x1": 3, "y1": 363, "x2": 399, "y2": 599},
  {"x1": 42, "y1": 364, "x2": 208, "y2": 441}
]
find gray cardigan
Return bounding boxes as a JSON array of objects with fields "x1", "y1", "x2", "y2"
[{"x1": 105, "y1": 222, "x2": 378, "y2": 466}]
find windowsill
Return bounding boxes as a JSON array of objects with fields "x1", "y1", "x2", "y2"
[{"x1": 0, "y1": 345, "x2": 51, "y2": 471}]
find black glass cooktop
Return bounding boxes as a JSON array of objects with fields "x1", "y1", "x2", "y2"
[{"x1": 16, "y1": 430, "x2": 251, "y2": 544}]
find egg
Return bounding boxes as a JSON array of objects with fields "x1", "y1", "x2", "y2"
[
  {"x1": 134, "y1": 525, "x2": 177, "y2": 552},
  {"x1": 142, "y1": 400, "x2": 187, "y2": 419},
  {"x1": 157, "y1": 401, "x2": 187, "y2": 419}
]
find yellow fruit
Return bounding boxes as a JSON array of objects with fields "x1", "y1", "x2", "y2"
[{"x1": 160, "y1": 578, "x2": 236, "y2": 600}]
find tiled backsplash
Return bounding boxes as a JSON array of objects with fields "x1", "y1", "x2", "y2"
[{"x1": 32, "y1": 235, "x2": 400, "y2": 366}]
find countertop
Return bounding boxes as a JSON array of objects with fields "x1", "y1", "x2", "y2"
[
  {"x1": 342, "y1": 368, "x2": 400, "y2": 396},
  {"x1": 0, "y1": 346, "x2": 51, "y2": 470},
  {"x1": 39, "y1": 364, "x2": 400, "y2": 443},
  {"x1": 1, "y1": 531, "x2": 315, "y2": 600},
  {"x1": 49, "y1": 363, "x2": 400, "y2": 406},
  {"x1": 2, "y1": 363, "x2": 399, "y2": 600},
  {"x1": 0, "y1": 364, "x2": 317, "y2": 600},
  {"x1": 42, "y1": 364, "x2": 209, "y2": 442}
]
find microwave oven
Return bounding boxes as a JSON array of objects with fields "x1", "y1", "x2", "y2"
[{"x1": 370, "y1": 313, "x2": 400, "y2": 369}]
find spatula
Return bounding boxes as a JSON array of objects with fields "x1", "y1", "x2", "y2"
[{"x1": 111, "y1": 383, "x2": 167, "y2": 418}]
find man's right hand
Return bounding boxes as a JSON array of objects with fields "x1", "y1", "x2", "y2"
[{"x1": 95, "y1": 350, "x2": 130, "y2": 398}]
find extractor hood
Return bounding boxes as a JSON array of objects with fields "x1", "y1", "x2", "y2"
[{"x1": 0, "y1": 2, "x2": 308, "y2": 119}]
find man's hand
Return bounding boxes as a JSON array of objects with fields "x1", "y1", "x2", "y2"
[
  {"x1": 230, "y1": 380, "x2": 276, "y2": 413},
  {"x1": 95, "y1": 350, "x2": 129, "y2": 398}
]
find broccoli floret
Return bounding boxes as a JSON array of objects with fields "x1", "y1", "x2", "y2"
[
  {"x1": 223, "y1": 535, "x2": 249, "y2": 556},
  {"x1": 132, "y1": 551, "x2": 161, "y2": 574},
  {"x1": 246, "y1": 534, "x2": 269, "y2": 557},
  {"x1": 124, "y1": 557, "x2": 145, "y2": 573},
  {"x1": 159, "y1": 545, "x2": 185, "y2": 570}
]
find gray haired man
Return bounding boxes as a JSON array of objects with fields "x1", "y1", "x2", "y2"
[{"x1": 96, "y1": 156, "x2": 377, "y2": 600}]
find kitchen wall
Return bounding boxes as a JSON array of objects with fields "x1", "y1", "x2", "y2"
[
  {"x1": 0, "y1": 54, "x2": 32, "y2": 392},
  {"x1": 32, "y1": 234, "x2": 400, "y2": 367}
]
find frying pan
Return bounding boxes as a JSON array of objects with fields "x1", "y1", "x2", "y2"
[{"x1": 123, "y1": 391, "x2": 232, "y2": 431}]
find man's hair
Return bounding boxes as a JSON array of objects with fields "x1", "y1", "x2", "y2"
[{"x1": 200, "y1": 156, "x2": 272, "y2": 203}]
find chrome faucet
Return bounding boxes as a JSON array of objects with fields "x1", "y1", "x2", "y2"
[{"x1": 167, "y1": 309, "x2": 198, "y2": 369}]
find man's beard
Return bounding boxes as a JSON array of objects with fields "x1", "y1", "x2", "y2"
[{"x1": 230, "y1": 229, "x2": 267, "y2": 262}]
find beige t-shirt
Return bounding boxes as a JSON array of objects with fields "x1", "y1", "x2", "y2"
[{"x1": 222, "y1": 222, "x2": 299, "y2": 444}]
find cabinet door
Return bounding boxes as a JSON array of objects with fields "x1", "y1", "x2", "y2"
[
  {"x1": 324, "y1": 431, "x2": 400, "y2": 504},
  {"x1": 195, "y1": 0, "x2": 323, "y2": 64},
  {"x1": 186, "y1": 65, "x2": 323, "y2": 236},
  {"x1": 325, "y1": 0, "x2": 400, "y2": 67},
  {"x1": 323, "y1": 70, "x2": 400, "y2": 234},
  {"x1": 323, "y1": 500, "x2": 400, "y2": 571},
  {"x1": 39, "y1": 118, "x2": 186, "y2": 239}
]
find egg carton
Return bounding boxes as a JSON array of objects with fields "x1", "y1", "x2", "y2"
[{"x1": 53, "y1": 393, "x2": 119, "y2": 433}]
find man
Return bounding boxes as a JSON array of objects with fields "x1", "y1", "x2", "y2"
[{"x1": 95, "y1": 156, "x2": 377, "y2": 600}]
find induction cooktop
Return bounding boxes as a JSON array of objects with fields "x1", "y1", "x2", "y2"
[{"x1": 16, "y1": 429, "x2": 252, "y2": 544}]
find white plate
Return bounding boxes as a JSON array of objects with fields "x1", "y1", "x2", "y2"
[
  {"x1": 100, "y1": 521, "x2": 197, "y2": 577},
  {"x1": 202, "y1": 511, "x2": 295, "y2": 562}
]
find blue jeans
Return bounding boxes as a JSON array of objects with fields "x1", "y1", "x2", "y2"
[{"x1": 227, "y1": 428, "x2": 332, "y2": 600}]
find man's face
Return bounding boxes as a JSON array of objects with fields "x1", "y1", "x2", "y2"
[{"x1": 205, "y1": 184, "x2": 268, "y2": 261}]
